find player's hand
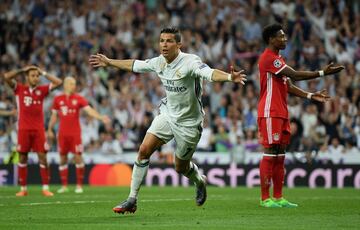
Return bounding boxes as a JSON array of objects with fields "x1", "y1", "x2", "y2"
[
  {"x1": 21, "y1": 65, "x2": 38, "y2": 72},
  {"x1": 230, "y1": 65, "x2": 247, "y2": 85},
  {"x1": 47, "y1": 130, "x2": 55, "y2": 140},
  {"x1": 89, "y1": 53, "x2": 111, "y2": 68},
  {"x1": 323, "y1": 62, "x2": 345, "y2": 75},
  {"x1": 101, "y1": 115, "x2": 111, "y2": 124},
  {"x1": 311, "y1": 89, "x2": 331, "y2": 103}
]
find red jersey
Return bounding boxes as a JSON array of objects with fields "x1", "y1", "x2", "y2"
[
  {"x1": 52, "y1": 93, "x2": 88, "y2": 135},
  {"x1": 15, "y1": 83, "x2": 51, "y2": 130},
  {"x1": 257, "y1": 48, "x2": 288, "y2": 118}
]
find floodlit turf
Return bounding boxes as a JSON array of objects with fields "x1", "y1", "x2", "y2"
[{"x1": 0, "y1": 186, "x2": 359, "y2": 230}]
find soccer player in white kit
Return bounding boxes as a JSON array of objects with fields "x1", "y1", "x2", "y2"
[{"x1": 89, "y1": 27, "x2": 247, "y2": 214}]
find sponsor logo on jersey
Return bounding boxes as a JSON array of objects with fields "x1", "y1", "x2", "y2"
[
  {"x1": 273, "y1": 59, "x2": 282, "y2": 68},
  {"x1": 24, "y1": 96, "x2": 32, "y2": 106}
]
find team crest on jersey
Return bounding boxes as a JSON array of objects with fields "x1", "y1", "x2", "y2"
[
  {"x1": 35, "y1": 90, "x2": 41, "y2": 96},
  {"x1": 176, "y1": 70, "x2": 181, "y2": 78},
  {"x1": 60, "y1": 101, "x2": 64, "y2": 105},
  {"x1": 72, "y1": 99, "x2": 77, "y2": 105},
  {"x1": 273, "y1": 133, "x2": 280, "y2": 141},
  {"x1": 273, "y1": 59, "x2": 282, "y2": 68}
]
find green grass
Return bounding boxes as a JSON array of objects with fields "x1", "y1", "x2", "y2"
[{"x1": 0, "y1": 186, "x2": 359, "y2": 230}]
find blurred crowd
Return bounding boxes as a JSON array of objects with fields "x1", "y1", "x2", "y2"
[{"x1": 0, "y1": 0, "x2": 359, "y2": 162}]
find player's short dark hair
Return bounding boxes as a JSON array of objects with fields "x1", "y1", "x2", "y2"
[
  {"x1": 262, "y1": 24, "x2": 283, "y2": 44},
  {"x1": 160, "y1": 27, "x2": 181, "y2": 43}
]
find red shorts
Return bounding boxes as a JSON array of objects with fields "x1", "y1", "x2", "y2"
[
  {"x1": 58, "y1": 134, "x2": 83, "y2": 155},
  {"x1": 257, "y1": 117, "x2": 290, "y2": 148},
  {"x1": 17, "y1": 129, "x2": 49, "y2": 153}
]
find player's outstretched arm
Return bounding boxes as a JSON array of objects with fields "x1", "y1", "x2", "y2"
[
  {"x1": 287, "y1": 79, "x2": 331, "y2": 102},
  {"x1": 37, "y1": 67, "x2": 63, "y2": 90},
  {"x1": 89, "y1": 53, "x2": 134, "y2": 72},
  {"x1": 3, "y1": 65, "x2": 38, "y2": 88},
  {"x1": 83, "y1": 106, "x2": 111, "y2": 124},
  {"x1": 47, "y1": 111, "x2": 58, "y2": 140},
  {"x1": 279, "y1": 62, "x2": 344, "y2": 81},
  {"x1": 0, "y1": 109, "x2": 16, "y2": 117},
  {"x1": 211, "y1": 66, "x2": 247, "y2": 85}
]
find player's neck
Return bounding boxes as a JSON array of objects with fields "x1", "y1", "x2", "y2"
[
  {"x1": 64, "y1": 91, "x2": 73, "y2": 96},
  {"x1": 267, "y1": 45, "x2": 279, "y2": 54}
]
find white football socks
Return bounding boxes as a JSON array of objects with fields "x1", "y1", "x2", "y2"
[
  {"x1": 184, "y1": 162, "x2": 203, "y2": 186},
  {"x1": 128, "y1": 159, "x2": 149, "y2": 199}
]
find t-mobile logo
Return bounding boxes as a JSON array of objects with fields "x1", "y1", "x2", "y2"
[{"x1": 24, "y1": 96, "x2": 32, "y2": 106}]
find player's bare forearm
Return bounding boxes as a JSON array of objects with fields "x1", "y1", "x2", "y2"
[
  {"x1": 3, "y1": 69, "x2": 22, "y2": 88},
  {"x1": 48, "y1": 112, "x2": 58, "y2": 131},
  {"x1": 43, "y1": 72, "x2": 62, "y2": 89},
  {"x1": 287, "y1": 80, "x2": 308, "y2": 98},
  {"x1": 108, "y1": 59, "x2": 134, "y2": 71},
  {"x1": 84, "y1": 106, "x2": 102, "y2": 120},
  {"x1": 280, "y1": 66, "x2": 320, "y2": 81},
  {"x1": 280, "y1": 63, "x2": 344, "y2": 81},
  {"x1": 0, "y1": 110, "x2": 14, "y2": 116},
  {"x1": 211, "y1": 68, "x2": 246, "y2": 84},
  {"x1": 211, "y1": 69, "x2": 230, "y2": 82},
  {"x1": 89, "y1": 53, "x2": 134, "y2": 71}
]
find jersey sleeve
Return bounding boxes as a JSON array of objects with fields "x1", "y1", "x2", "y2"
[
  {"x1": 14, "y1": 83, "x2": 22, "y2": 95},
  {"x1": 264, "y1": 55, "x2": 287, "y2": 75},
  {"x1": 188, "y1": 55, "x2": 214, "y2": 81},
  {"x1": 78, "y1": 95, "x2": 89, "y2": 108},
  {"x1": 52, "y1": 97, "x2": 59, "y2": 111},
  {"x1": 132, "y1": 56, "x2": 160, "y2": 73}
]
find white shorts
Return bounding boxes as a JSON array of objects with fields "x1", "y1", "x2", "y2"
[{"x1": 147, "y1": 113, "x2": 202, "y2": 160}]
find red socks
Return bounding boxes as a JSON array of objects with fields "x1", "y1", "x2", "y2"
[
  {"x1": 59, "y1": 165, "x2": 68, "y2": 187},
  {"x1": 259, "y1": 156, "x2": 275, "y2": 200},
  {"x1": 76, "y1": 164, "x2": 85, "y2": 186},
  {"x1": 272, "y1": 155, "x2": 285, "y2": 199},
  {"x1": 40, "y1": 164, "x2": 49, "y2": 186},
  {"x1": 18, "y1": 163, "x2": 28, "y2": 186}
]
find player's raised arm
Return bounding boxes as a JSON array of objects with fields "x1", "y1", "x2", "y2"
[
  {"x1": 89, "y1": 53, "x2": 135, "y2": 72},
  {"x1": 3, "y1": 65, "x2": 37, "y2": 88},
  {"x1": 287, "y1": 79, "x2": 331, "y2": 103},
  {"x1": 279, "y1": 62, "x2": 345, "y2": 81},
  {"x1": 37, "y1": 67, "x2": 63, "y2": 90},
  {"x1": 83, "y1": 106, "x2": 111, "y2": 124}
]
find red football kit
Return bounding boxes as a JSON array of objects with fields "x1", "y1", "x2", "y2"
[
  {"x1": 257, "y1": 48, "x2": 290, "y2": 148},
  {"x1": 15, "y1": 83, "x2": 51, "y2": 153},
  {"x1": 51, "y1": 93, "x2": 88, "y2": 155}
]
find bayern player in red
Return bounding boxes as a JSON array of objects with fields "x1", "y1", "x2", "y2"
[
  {"x1": 48, "y1": 76, "x2": 110, "y2": 194},
  {"x1": 4, "y1": 65, "x2": 62, "y2": 196},
  {"x1": 257, "y1": 24, "x2": 344, "y2": 207}
]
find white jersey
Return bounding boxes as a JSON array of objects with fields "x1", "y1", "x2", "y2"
[{"x1": 133, "y1": 51, "x2": 214, "y2": 127}]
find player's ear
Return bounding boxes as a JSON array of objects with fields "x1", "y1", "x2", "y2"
[{"x1": 177, "y1": 42, "x2": 182, "y2": 49}]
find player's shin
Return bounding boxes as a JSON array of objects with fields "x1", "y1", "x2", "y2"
[
  {"x1": 128, "y1": 159, "x2": 149, "y2": 199},
  {"x1": 76, "y1": 163, "x2": 85, "y2": 187},
  {"x1": 260, "y1": 153, "x2": 275, "y2": 200},
  {"x1": 39, "y1": 164, "x2": 50, "y2": 190},
  {"x1": 183, "y1": 161, "x2": 203, "y2": 186},
  {"x1": 18, "y1": 163, "x2": 28, "y2": 190},
  {"x1": 273, "y1": 154, "x2": 285, "y2": 199},
  {"x1": 59, "y1": 164, "x2": 68, "y2": 187}
]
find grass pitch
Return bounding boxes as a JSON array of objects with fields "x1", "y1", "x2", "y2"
[{"x1": 0, "y1": 186, "x2": 359, "y2": 229}]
